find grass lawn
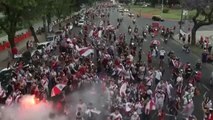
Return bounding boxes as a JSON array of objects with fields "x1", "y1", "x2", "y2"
[{"x1": 128, "y1": 5, "x2": 196, "y2": 21}]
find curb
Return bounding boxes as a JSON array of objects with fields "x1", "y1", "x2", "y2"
[
  {"x1": 172, "y1": 35, "x2": 213, "y2": 71},
  {"x1": 130, "y1": 9, "x2": 179, "y2": 22},
  {"x1": 141, "y1": 14, "x2": 179, "y2": 22}
]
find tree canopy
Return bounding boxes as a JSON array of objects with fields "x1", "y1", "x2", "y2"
[
  {"x1": 182, "y1": 0, "x2": 213, "y2": 45},
  {"x1": 0, "y1": 0, "x2": 38, "y2": 48},
  {"x1": 0, "y1": 0, "x2": 79, "y2": 50}
]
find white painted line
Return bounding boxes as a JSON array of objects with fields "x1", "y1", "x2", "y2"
[
  {"x1": 202, "y1": 84, "x2": 210, "y2": 91},
  {"x1": 203, "y1": 91, "x2": 207, "y2": 99}
]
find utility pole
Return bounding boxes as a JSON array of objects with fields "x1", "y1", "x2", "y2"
[
  {"x1": 180, "y1": 9, "x2": 184, "y2": 29},
  {"x1": 179, "y1": 8, "x2": 184, "y2": 40},
  {"x1": 160, "y1": 0, "x2": 164, "y2": 17},
  {"x1": 161, "y1": 0, "x2": 164, "y2": 13}
]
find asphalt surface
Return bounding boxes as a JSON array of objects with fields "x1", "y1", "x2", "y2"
[
  {"x1": 108, "y1": 8, "x2": 213, "y2": 120},
  {"x1": 50, "y1": 7, "x2": 213, "y2": 119}
]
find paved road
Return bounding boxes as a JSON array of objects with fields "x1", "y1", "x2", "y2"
[
  {"x1": 2, "y1": 7, "x2": 210, "y2": 119},
  {"x1": 108, "y1": 8, "x2": 213, "y2": 120}
]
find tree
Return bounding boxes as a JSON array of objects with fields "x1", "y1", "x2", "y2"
[
  {"x1": 150, "y1": 0, "x2": 157, "y2": 7},
  {"x1": 183, "y1": 0, "x2": 213, "y2": 45},
  {"x1": 52, "y1": 0, "x2": 73, "y2": 28},
  {"x1": 21, "y1": 0, "x2": 45, "y2": 43},
  {"x1": 168, "y1": 0, "x2": 180, "y2": 7},
  {"x1": 0, "y1": 0, "x2": 38, "y2": 50}
]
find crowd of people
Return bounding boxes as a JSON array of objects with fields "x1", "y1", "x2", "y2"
[{"x1": 0, "y1": 2, "x2": 212, "y2": 120}]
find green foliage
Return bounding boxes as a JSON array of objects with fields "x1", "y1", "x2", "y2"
[
  {"x1": 0, "y1": 0, "x2": 93, "y2": 48},
  {"x1": 0, "y1": 0, "x2": 41, "y2": 48},
  {"x1": 162, "y1": 8, "x2": 169, "y2": 13},
  {"x1": 182, "y1": 0, "x2": 213, "y2": 45},
  {"x1": 52, "y1": 0, "x2": 70, "y2": 19}
]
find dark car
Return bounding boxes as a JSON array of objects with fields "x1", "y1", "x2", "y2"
[
  {"x1": 152, "y1": 15, "x2": 164, "y2": 22},
  {"x1": 0, "y1": 68, "x2": 13, "y2": 89}
]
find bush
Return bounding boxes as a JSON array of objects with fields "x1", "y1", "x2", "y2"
[{"x1": 162, "y1": 8, "x2": 169, "y2": 13}]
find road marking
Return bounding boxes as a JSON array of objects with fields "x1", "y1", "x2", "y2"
[
  {"x1": 203, "y1": 91, "x2": 207, "y2": 98},
  {"x1": 201, "y1": 83, "x2": 210, "y2": 91}
]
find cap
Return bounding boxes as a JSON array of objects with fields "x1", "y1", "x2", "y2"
[
  {"x1": 189, "y1": 83, "x2": 193, "y2": 87},
  {"x1": 147, "y1": 89, "x2": 152, "y2": 95}
]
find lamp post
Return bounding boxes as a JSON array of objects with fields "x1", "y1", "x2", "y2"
[
  {"x1": 160, "y1": 0, "x2": 164, "y2": 17},
  {"x1": 161, "y1": 0, "x2": 164, "y2": 13},
  {"x1": 179, "y1": 8, "x2": 184, "y2": 40},
  {"x1": 180, "y1": 8, "x2": 184, "y2": 29}
]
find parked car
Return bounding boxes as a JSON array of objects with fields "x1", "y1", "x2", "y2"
[
  {"x1": 128, "y1": 13, "x2": 134, "y2": 17},
  {"x1": 118, "y1": 8, "x2": 124, "y2": 12},
  {"x1": 66, "y1": 23, "x2": 73, "y2": 30},
  {"x1": 47, "y1": 34, "x2": 58, "y2": 46},
  {"x1": 31, "y1": 41, "x2": 51, "y2": 56},
  {"x1": 142, "y1": 3, "x2": 151, "y2": 7},
  {"x1": 78, "y1": 19, "x2": 85, "y2": 27},
  {"x1": 124, "y1": 9, "x2": 129, "y2": 12},
  {"x1": 152, "y1": 15, "x2": 164, "y2": 21},
  {"x1": 37, "y1": 41, "x2": 51, "y2": 49},
  {"x1": 0, "y1": 68, "x2": 13, "y2": 89}
]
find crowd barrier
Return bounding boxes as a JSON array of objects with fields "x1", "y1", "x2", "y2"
[{"x1": 0, "y1": 31, "x2": 31, "y2": 51}]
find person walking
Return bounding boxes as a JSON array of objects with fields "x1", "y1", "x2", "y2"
[
  {"x1": 147, "y1": 51, "x2": 152, "y2": 65},
  {"x1": 182, "y1": 34, "x2": 186, "y2": 44},
  {"x1": 154, "y1": 69, "x2": 162, "y2": 85},
  {"x1": 201, "y1": 50, "x2": 208, "y2": 63},
  {"x1": 188, "y1": 34, "x2": 191, "y2": 44},
  {"x1": 138, "y1": 48, "x2": 143, "y2": 62}
]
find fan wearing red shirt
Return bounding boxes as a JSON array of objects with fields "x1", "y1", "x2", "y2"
[
  {"x1": 208, "y1": 109, "x2": 213, "y2": 120},
  {"x1": 147, "y1": 51, "x2": 152, "y2": 64},
  {"x1": 12, "y1": 47, "x2": 18, "y2": 58}
]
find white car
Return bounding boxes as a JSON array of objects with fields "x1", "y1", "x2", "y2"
[
  {"x1": 37, "y1": 42, "x2": 51, "y2": 50},
  {"x1": 118, "y1": 8, "x2": 124, "y2": 12},
  {"x1": 128, "y1": 13, "x2": 134, "y2": 17},
  {"x1": 31, "y1": 41, "x2": 51, "y2": 56},
  {"x1": 78, "y1": 19, "x2": 85, "y2": 26},
  {"x1": 124, "y1": 9, "x2": 129, "y2": 12},
  {"x1": 68, "y1": 23, "x2": 73, "y2": 30},
  {"x1": 47, "y1": 34, "x2": 58, "y2": 46}
]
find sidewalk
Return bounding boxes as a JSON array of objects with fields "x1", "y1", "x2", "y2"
[
  {"x1": 174, "y1": 30, "x2": 213, "y2": 43},
  {"x1": 0, "y1": 34, "x2": 45, "y2": 69},
  {"x1": 0, "y1": 16, "x2": 74, "y2": 69},
  {"x1": 0, "y1": 17, "x2": 57, "y2": 43},
  {"x1": 173, "y1": 30, "x2": 213, "y2": 61}
]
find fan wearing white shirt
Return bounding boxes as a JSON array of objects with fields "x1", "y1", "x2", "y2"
[
  {"x1": 155, "y1": 69, "x2": 162, "y2": 85},
  {"x1": 159, "y1": 48, "x2": 166, "y2": 60},
  {"x1": 131, "y1": 112, "x2": 140, "y2": 120},
  {"x1": 110, "y1": 110, "x2": 122, "y2": 120},
  {"x1": 176, "y1": 74, "x2": 183, "y2": 84}
]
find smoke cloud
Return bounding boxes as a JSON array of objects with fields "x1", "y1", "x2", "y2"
[
  {"x1": 65, "y1": 83, "x2": 110, "y2": 118},
  {"x1": 0, "y1": 84, "x2": 110, "y2": 120},
  {"x1": 0, "y1": 95, "x2": 67, "y2": 120}
]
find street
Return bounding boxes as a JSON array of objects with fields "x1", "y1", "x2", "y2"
[
  {"x1": 0, "y1": 3, "x2": 212, "y2": 120},
  {"x1": 51, "y1": 7, "x2": 213, "y2": 119},
  {"x1": 107, "y1": 8, "x2": 213, "y2": 120}
]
